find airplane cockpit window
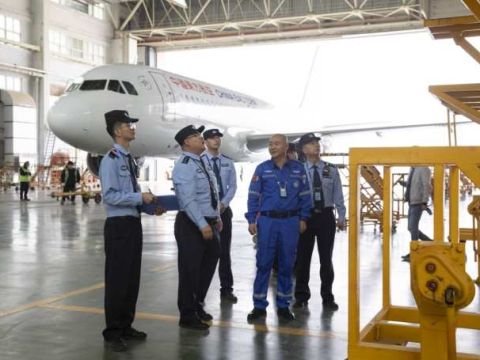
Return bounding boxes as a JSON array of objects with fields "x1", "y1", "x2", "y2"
[
  {"x1": 107, "y1": 80, "x2": 126, "y2": 94},
  {"x1": 122, "y1": 81, "x2": 138, "y2": 95},
  {"x1": 80, "y1": 80, "x2": 107, "y2": 91},
  {"x1": 65, "y1": 83, "x2": 81, "y2": 93}
]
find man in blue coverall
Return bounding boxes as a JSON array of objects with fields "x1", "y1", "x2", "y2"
[
  {"x1": 99, "y1": 110, "x2": 160, "y2": 352},
  {"x1": 246, "y1": 134, "x2": 311, "y2": 322},
  {"x1": 172, "y1": 125, "x2": 222, "y2": 330}
]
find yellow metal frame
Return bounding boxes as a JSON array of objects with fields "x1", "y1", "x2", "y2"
[{"x1": 348, "y1": 147, "x2": 480, "y2": 360}]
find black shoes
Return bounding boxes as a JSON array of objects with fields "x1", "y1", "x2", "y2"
[
  {"x1": 104, "y1": 338, "x2": 128, "y2": 352},
  {"x1": 123, "y1": 327, "x2": 147, "y2": 340},
  {"x1": 197, "y1": 308, "x2": 213, "y2": 322},
  {"x1": 277, "y1": 307, "x2": 295, "y2": 321},
  {"x1": 179, "y1": 316, "x2": 210, "y2": 330},
  {"x1": 221, "y1": 291, "x2": 238, "y2": 303},
  {"x1": 322, "y1": 300, "x2": 339, "y2": 311},
  {"x1": 292, "y1": 300, "x2": 308, "y2": 309},
  {"x1": 247, "y1": 308, "x2": 267, "y2": 322}
]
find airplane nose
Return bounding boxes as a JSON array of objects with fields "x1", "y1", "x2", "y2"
[{"x1": 47, "y1": 94, "x2": 92, "y2": 150}]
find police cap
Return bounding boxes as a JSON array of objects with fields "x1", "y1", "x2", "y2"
[
  {"x1": 175, "y1": 124, "x2": 205, "y2": 145},
  {"x1": 203, "y1": 128, "x2": 223, "y2": 139},
  {"x1": 105, "y1": 110, "x2": 139, "y2": 136},
  {"x1": 298, "y1": 132, "x2": 321, "y2": 147}
]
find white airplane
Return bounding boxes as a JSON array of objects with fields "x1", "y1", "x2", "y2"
[
  {"x1": 47, "y1": 64, "x2": 473, "y2": 175},
  {"x1": 48, "y1": 64, "x2": 286, "y2": 174}
]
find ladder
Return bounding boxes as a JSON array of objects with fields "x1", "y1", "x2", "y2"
[{"x1": 40, "y1": 130, "x2": 56, "y2": 186}]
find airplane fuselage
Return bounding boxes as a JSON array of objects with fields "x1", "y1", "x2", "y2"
[{"x1": 47, "y1": 64, "x2": 272, "y2": 160}]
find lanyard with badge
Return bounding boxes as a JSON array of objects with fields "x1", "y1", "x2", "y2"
[
  {"x1": 305, "y1": 163, "x2": 322, "y2": 202},
  {"x1": 274, "y1": 168, "x2": 288, "y2": 198}
]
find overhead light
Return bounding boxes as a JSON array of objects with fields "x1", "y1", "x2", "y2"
[{"x1": 166, "y1": 0, "x2": 187, "y2": 8}]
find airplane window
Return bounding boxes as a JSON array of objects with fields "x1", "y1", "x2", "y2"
[
  {"x1": 65, "y1": 83, "x2": 81, "y2": 93},
  {"x1": 79, "y1": 80, "x2": 107, "y2": 91},
  {"x1": 122, "y1": 81, "x2": 138, "y2": 95},
  {"x1": 107, "y1": 80, "x2": 125, "y2": 94}
]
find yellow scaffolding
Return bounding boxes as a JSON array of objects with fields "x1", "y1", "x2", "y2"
[{"x1": 348, "y1": 146, "x2": 480, "y2": 360}]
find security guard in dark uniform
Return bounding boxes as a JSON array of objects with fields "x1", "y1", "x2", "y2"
[
  {"x1": 246, "y1": 134, "x2": 311, "y2": 322},
  {"x1": 293, "y1": 133, "x2": 346, "y2": 311},
  {"x1": 172, "y1": 125, "x2": 221, "y2": 330},
  {"x1": 202, "y1": 128, "x2": 238, "y2": 303},
  {"x1": 99, "y1": 110, "x2": 157, "y2": 352}
]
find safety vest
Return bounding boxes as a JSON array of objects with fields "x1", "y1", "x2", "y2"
[{"x1": 19, "y1": 167, "x2": 31, "y2": 182}]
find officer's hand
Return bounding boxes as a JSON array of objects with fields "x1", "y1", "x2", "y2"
[
  {"x1": 219, "y1": 203, "x2": 225, "y2": 214},
  {"x1": 248, "y1": 223, "x2": 257, "y2": 236},
  {"x1": 142, "y1": 192, "x2": 155, "y2": 204},
  {"x1": 154, "y1": 207, "x2": 166, "y2": 216},
  {"x1": 201, "y1": 225, "x2": 214, "y2": 240},
  {"x1": 216, "y1": 219, "x2": 223, "y2": 232},
  {"x1": 299, "y1": 220, "x2": 307, "y2": 234},
  {"x1": 336, "y1": 220, "x2": 345, "y2": 231}
]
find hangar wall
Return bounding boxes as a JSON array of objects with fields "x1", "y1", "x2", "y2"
[{"x1": 0, "y1": 0, "x2": 119, "y2": 168}]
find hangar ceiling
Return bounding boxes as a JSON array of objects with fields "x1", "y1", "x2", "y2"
[{"x1": 101, "y1": 0, "x2": 427, "y2": 50}]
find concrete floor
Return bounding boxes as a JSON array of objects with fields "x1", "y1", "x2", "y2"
[{"x1": 0, "y1": 188, "x2": 479, "y2": 360}]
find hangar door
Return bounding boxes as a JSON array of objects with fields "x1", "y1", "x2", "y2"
[{"x1": 0, "y1": 90, "x2": 37, "y2": 167}]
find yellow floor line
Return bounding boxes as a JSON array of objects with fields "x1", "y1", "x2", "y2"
[
  {"x1": 0, "y1": 282, "x2": 104, "y2": 318},
  {"x1": 40, "y1": 303, "x2": 334, "y2": 338},
  {"x1": 0, "y1": 260, "x2": 176, "y2": 319},
  {"x1": 149, "y1": 261, "x2": 176, "y2": 272}
]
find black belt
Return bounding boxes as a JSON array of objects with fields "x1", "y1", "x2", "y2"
[
  {"x1": 204, "y1": 216, "x2": 219, "y2": 225},
  {"x1": 107, "y1": 215, "x2": 140, "y2": 220},
  {"x1": 260, "y1": 210, "x2": 298, "y2": 219}
]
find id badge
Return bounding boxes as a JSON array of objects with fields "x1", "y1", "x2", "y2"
[
  {"x1": 314, "y1": 191, "x2": 321, "y2": 201},
  {"x1": 280, "y1": 187, "x2": 287, "y2": 198}
]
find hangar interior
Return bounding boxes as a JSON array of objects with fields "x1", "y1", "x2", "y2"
[{"x1": 1, "y1": 0, "x2": 480, "y2": 359}]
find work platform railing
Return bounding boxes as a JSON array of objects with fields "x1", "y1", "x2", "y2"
[{"x1": 348, "y1": 147, "x2": 480, "y2": 360}]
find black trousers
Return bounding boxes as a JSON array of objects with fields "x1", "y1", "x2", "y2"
[
  {"x1": 219, "y1": 207, "x2": 233, "y2": 293},
  {"x1": 103, "y1": 216, "x2": 142, "y2": 341},
  {"x1": 20, "y1": 182, "x2": 29, "y2": 200},
  {"x1": 174, "y1": 212, "x2": 220, "y2": 319},
  {"x1": 62, "y1": 183, "x2": 76, "y2": 202},
  {"x1": 295, "y1": 208, "x2": 336, "y2": 303}
]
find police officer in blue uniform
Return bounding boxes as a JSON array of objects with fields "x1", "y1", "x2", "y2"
[
  {"x1": 99, "y1": 110, "x2": 158, "y2": 352},
  {"x1": 246, "y1": 134, "x2": 311, "y2": 322},
  {"x1": 172, "y1": 125, "x2": 222, "y2": 330},
  {"x1": 293, "y1": 133, "x2": 346, "y2": 312},
  {"x1": 202, "y1": 128, "x2": 238, "y2": 303}
]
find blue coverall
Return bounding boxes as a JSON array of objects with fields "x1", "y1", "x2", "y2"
[{"x1": 245, "y1": 159, "x2": 311, "y2": 309}]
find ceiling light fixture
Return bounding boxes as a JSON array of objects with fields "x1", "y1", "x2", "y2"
[{"x1": 166, "y1": 0, "x2": 187, "y2": 9}]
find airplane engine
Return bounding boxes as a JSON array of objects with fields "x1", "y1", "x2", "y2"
[{"x1": 86, "y1": 153, "x2": 103, "y2": 177}]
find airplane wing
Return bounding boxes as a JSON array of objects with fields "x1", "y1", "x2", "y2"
[{"x1": 245, "y1": 120, "x2": 470, "y2": 152}]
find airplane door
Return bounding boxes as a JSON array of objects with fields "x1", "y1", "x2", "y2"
[{"x1": 149, "y1": 72, "x2": 176, "y2": 122}]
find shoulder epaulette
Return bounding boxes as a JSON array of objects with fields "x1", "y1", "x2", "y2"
[
  {"x1": 323, "y1": 161, "x2": 335, "y2": 168},
  {"x1": 182, "y1": 156, "x2": 191, "y2": 164},
  {"x1": 220, "y1": 154, "x2": 232, "y2": 160},
  {"x1": 108, "y1": 148, "x2": 119, "y2": 159}
]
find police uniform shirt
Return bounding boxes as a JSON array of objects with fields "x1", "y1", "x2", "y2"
[
  {"x1": 172, "y1": 151, "x2": 220, "y2": 229},
  {"x1": 202, "y1": 152, "x2": 237, "y2": 207},
  {"x1": 99, "y1": 143, "x2": 142, "y2": 218},
  {"x1": 305, "y1": 160, "x2": 346, "y2": 222},
  {"x1": 246, "y1": 159, "x2": 312, "y2": 224}
]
